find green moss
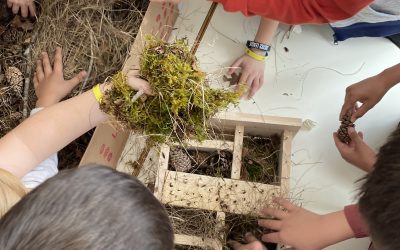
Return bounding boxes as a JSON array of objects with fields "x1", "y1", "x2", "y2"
[{"x1": 101, "y1": 35, "x2": 244, "y2": 142}]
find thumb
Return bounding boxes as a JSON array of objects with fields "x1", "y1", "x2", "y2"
[
  {"x1": 352, "y1": 102, "x2": 372, "y2": 121},
  {"x1": 228, "y1": 57, "x2": 243, "y2": 75},
  {"x1": 348, "y1": 127, "x2": 362, "y2": 144},
  {"x1": 67, "y1": 71, "x2": 87, "y2": 88}
]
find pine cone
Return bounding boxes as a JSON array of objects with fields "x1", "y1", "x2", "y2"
[
  {"x1": 1, "y1": 28, "x2": 23, "y2": 43},
  {"x1": 337, "y1": 114, "x2": 355, "y2": 144},
  {"x1": 208, "y1": 150, "x2": 232, "y2": 177},
  {"x1": 5, "y1": 66, "x2": 23, "y2": 94},
  {"x1": 170, "y1": 148, "x2": 192, "y2": 172}
]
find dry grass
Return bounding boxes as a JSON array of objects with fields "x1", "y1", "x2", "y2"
[{"x1": 32, "y1": 0, "x2": 148, "y2": 93}]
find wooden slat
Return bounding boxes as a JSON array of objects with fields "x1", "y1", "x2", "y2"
[
  {"x1": 279, "y1": 130, "x2": 293, "y2": 194},
  {"x1": 210, "y1": 112, "x2": 302, "y2": 137},
  {"x1": 154, "y1": 144, "x2": 170, "y2": 200},
  {"x1": 174, "y1": 234, "x2": 222, "y2": 249},
  {"x1": 173, "y1": 139, "x2": 234, "y2": 152},
  {"x1": 160, "y1": 170, "x2": 282, "y2": 214},
  {"x1": 231, "y1": 126, "x2": 244, "y2": 179}
]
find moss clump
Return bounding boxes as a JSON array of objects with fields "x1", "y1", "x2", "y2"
[{"x1": 101, "y1": 35, "x2": 244, "y2": 142}]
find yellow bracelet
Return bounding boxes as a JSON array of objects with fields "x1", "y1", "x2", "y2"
[
  {"x1": 245, "y1": 48, "x2": 267, "y2": 61},
  {"x1": 92, "y1": 84, "x2": 103, "y2": 103}
]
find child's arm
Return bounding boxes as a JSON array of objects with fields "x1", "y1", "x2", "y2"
[
  {"x1": 340, "y1": 63, "x2": 400, "y2": 122},
  {"x1": 0, "y1": 49, "x2": 149, "y2": 178},
  {"x1": 7, "y1": 0, "x2": 36, "y2": 18},
  {"x1": 333, "y1": 127, "x2": 376, "y2": 173},
  {"x1": 228, "y1": 18, "x2": 278, "y2": 99},
  {"x1": 259, "y1": 198, "x2": 354, "y2": 249},
  {"x1": 20, "y1": 48, "x2": 87, "y2": 188}
]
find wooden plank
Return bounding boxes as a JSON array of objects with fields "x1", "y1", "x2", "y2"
[
  {"x1": 279, "y1": 130, "x2": 293, "y2": 194},
  {"x1": 210, "y1": 112, "x2": 302, "y2": 137},
  {"x1": 174, "y1": 234, "x2": 222, "y2": 249},
  {"x1": 231, "y1": 126, "x2": 244, "y2": 179},
  {"x1": 160, "y1": 171, "x2": 282, "y2": 214},
  {"x1": 154, "y1": 144, "x2": 170, "y2": 200},
  {"x1": 173, "y1": 139, "x2": 234, "y2": 152}
]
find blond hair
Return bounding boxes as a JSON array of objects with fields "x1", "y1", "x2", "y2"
[{"x1": 0, "y1": 168, "x2": 27, "y2": 217}]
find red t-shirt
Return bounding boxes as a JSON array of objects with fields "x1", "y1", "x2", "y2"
[
  {"x1": 344, "y1": 204, "x2": 375, "y2": 250},
  {"x1": 212, "y1": 0, "x2": 374, "y2": 24}
]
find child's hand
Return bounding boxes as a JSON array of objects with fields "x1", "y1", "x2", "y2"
[
  {"x1": 333, "y1": 127, "x2": 376, "y2": 172},
  {"x1": 228, "y1": 54, "x2": 265, "y2": 99},
  {"x1": 126, "y1": 69, "x2": 153, "y2": 95},
  {"x1": 34, "y1": 47, "x2": 87, "y2": 108},
  {"x1": 228, "y1": 233, "x2": 268, "y2": 250},
  {"x1": 7, "y1": 0, "x2": 36, "y2": 17},
  {"x1": 340, "y1": 75, "x2": 389, "y2": 122},
  {"x1": 259, "y1": 198, "x2": 353, "y2": 250}
]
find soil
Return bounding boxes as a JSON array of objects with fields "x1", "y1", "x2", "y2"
[{"x1": 241, "y1": 134, "x2": 281, "y2": 185}]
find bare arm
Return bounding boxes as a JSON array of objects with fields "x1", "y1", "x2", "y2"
[
  {"x1": 0, "y1": 88, "x2": 107, "y2": 178},
  {"x1": 260, "y1": 198, "x2": 354, "y2": 249},
  {"x1": 340, "y1": 63, "x2": 400, "y2": 121}
]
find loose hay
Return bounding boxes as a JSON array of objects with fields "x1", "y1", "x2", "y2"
[{"x1": 32, "y1": 0, "x2": 148, "y2": 93}]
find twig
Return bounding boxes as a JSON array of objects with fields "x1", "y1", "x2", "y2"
[
  {"x1": 79, "y1": 31, "x2": 94, "y2": 94},
  {"x1": 22, "y1": 30, "x2": 38, "y2": 119}
]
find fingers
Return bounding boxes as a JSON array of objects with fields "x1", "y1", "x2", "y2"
[
  {"x1": 36, "y1": 59, "x2": 45, "y2": 82},
  {"x1": 347, "y1": 127, "x2": 362, "y2": 144},
  {"x1": 339, "y1": 101, "x2": 355, "y2": 121},
  {"x1": 260, "y1": 207, "x2": 287, "y2": 220},
  {"x1": 333, "y1": 132, "x2": 348, "y2": 154},
  {"x1": 352, "y1": 102, "x2": 372, "y2": 121},
  {"x1": 21, "y1": 5, "x2": 28, "y2": 17},
  {"x1": 228, "y1": 240, "x2": 242, "y2": 250},
  {"x1": 66, "y1": 71, "x2": 87, "y2": 88},
  {"x1": 273, "y1": 197, "x2": 296, "y2": 212},
  {"x1": 258, "y1": 219, "x2": 282, "y2": 230},
  {"x1": 358, "y1": 131, "x2": 364, "y2": 140},
  {"x1": 28, "y1": 2, "x2": 36, "y2": 17},
  {"x1": 7, "y1": 0, "x2": 12, "y2": 8},
  {"x1": 12, "y1": 3, "x2": 19, "y2": 14},
  {"x1": 248, "y1": 77, "x2": 260, "y2": 99},
  {"x1": 53, "y1": 47, "x2": 63, "y2": 73},
  {"x1": 229, "y1": 57, "x2": 243, "y2": 75},
  {"x1": 244, "y1": 232, "x2": 258, "y2": 243},
  {"x1": 261, "y1": 232, "x2": 281, "y2": 244},
  {"x1": 41, "y1": 52, "x2": 53, "y2": 76}
]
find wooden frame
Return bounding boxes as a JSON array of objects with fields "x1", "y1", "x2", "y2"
[{"x1": 150, "y1": 112, "x2": 301, "y2": 249}]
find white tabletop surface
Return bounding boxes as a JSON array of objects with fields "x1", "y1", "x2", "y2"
[{"x1": 170, "y1": 2, "x2": 400, "y2": 249}]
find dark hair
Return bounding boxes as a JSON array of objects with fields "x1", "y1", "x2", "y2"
[
  {"x1": 0, "y1": 165, "x2": 174, "y2": 250},
  {"x1": 359, "y1": 128, "x2": 400, "y2": 249}
]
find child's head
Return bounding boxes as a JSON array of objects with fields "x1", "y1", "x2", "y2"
[
  {"x1": 359, "y1": 128, "x2": 400, "y2": 250},
  {"x1": 0, "y1": 168, "x2": 27, "y2": 217},
  {"x1": 0, "y1": 165, "x2": 174, "y2": 250}
]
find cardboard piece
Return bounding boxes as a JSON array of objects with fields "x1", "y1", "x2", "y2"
[{"x1": 79, "y1": 2, "x2": 179, "y2": 167}]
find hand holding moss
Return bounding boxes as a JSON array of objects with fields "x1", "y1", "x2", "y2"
[{"x1": 126, "y1": 68, "x2": 153, "y2": 95}]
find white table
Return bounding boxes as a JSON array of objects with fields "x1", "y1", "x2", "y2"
[{"x1": 171, "y1": 2, "x2": 400, "y2": 249}]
